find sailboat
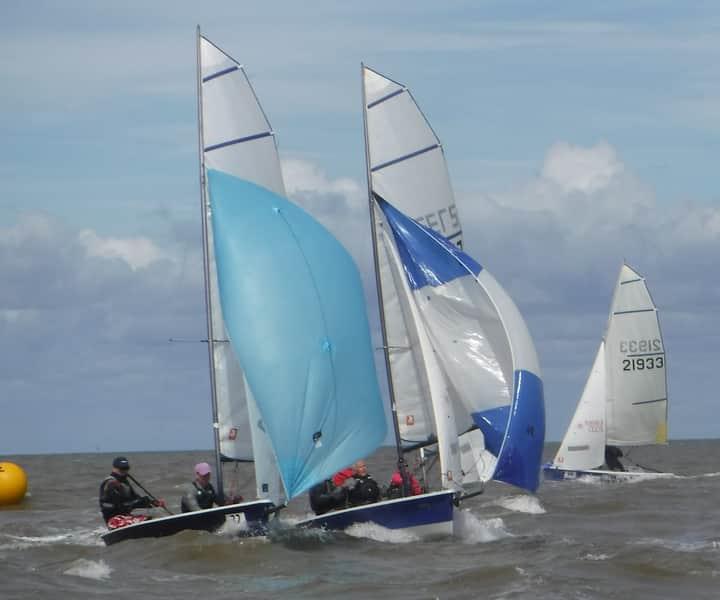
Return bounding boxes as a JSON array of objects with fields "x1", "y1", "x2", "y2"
[
  {"x1": 297, "y1": 67, "x2": 545, "y2": 537},
  {"x1": 362, "y1": 65, "x2": 546, "y2": 493},
  {"x1": 543, "y1": 262, "x2": 670, "y2": 481},
  {"x1": 102, "y1": 30, "x2": 284, "y2": 546},
  {"x1": 103, "y1": 30, "x2": 389, "y2": 545}
]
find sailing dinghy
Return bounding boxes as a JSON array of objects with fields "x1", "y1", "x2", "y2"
[
  {"x1": 297, "y1": 67, "x2": 545, "y2": 537},
  {"x1": 543, "y1": 263, "x2": 671, "y2": 481},
  {"x1": 102, "y1": 30, "x2": 290, "y2": 546}
]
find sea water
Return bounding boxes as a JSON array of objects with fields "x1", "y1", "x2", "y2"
[{"x1": 1, "y1": 440, "x2": 719, "y2": 599}]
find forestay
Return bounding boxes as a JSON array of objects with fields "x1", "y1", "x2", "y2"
[{"x1": 207, "y1": 171, "x2": 387, "y2": 499}]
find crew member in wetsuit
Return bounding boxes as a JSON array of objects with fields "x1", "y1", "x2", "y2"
[
  {"x1": 604, "y1": 445, "x2": 626, "y2": 471},
  {"x1": 99, "y1": 456, "x2": 166, "y2": 529},
  {"x1": 308, "y1": 478, "x2": 348, "y2": 515},
  {"x1": 345, "y1": 460, "x2": 380, "y2": 507},
  {"x1": 181, "y1": 462, "x2": 218, "y2": 512},
  {"x1": 385, "y1": 470, "x2": 423, "y2": 499}
]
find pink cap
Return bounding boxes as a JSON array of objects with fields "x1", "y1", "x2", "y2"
[
  {"x1": 194, "y1": 462, "x2": 211, "y2": 476},
  {"x1": 391, "y1": 473, "x2": 403, "y2": 486}
]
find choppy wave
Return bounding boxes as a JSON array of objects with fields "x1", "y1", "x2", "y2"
[
  {"x1": 345, "y1": 521, "x2": 420, "y2": 543},
  {"x1": 491, "y1": 494, "x2": 546, "y2": 514},
  {"x1": 0, "y1": 527, "x2": 105, "y2": 550},
  {"x1": 631, "y1": 537, "x2": 720, "y2": 553},
  {"x1": 63, "y1": 558, "x2": 112, "y2": 580},
  {"x1": 454, "y1": 509, "x2": 512, "y2": 543}
]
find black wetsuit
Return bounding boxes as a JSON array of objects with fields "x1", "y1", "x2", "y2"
[
  {"x1": 348, "y1": 474, "x2": 380, "y2": 506},
  {"x1": 604, "y1": 445, "x2": 626, "y2": 471},
  {"x1": 309, "y1": 479, "x2": 347, "y2": 515},
  {"x1": 99, "y1": 473, "x2": 152, "y2": 523}
]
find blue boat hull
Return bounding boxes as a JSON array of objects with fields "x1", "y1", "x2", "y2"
[
  {"x1": 296, "y1": 490, "x2": 456, "y2": 538},
  {"x1": 101, "y1": 499, "x2": 273, "y2": 545}
]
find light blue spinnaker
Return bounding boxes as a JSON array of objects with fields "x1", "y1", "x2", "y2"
[
  {"x1": 207, "y1": 169, "x2": 387, "y2": 499},
  {"x1": 377, "y1": 195, "x2": 545, "y2": 492}
]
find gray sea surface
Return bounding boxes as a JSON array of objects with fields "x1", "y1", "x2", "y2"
[{"x1": 1, "y1": 440, "x2": 719, "y2": 599}]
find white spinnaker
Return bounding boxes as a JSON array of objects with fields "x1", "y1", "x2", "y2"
[
  {"x1": 364, "y1": 66, "x2": 462, "y2": 247},
  {"x1": 605, "y1": 264, "x2": 667, "y2": 446},
  {"x1": 552, "y1": 343, "x2": 607, "y2": 470},
  {"x1": 200, "y1": 35, "x2": 284, "y2": 503}
]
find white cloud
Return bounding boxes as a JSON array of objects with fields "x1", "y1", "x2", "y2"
[
  {"x1": 77, "y1": 229, "x2": 165, "y2": 270},
  {"x1": 540, "y1": 141, "x2": 624, "y2": 195}
]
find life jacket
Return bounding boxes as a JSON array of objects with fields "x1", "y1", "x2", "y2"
[
  {"x1": 181, "y1": 481, "x2": 217, "y2": 512},
  {"x1": 99, "y1": 474, "x2": 140, "y2": 522}
]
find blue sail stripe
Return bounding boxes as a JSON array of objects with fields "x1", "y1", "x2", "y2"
[
  {"x1": 202, "y1": 65, "x2": 239, "y2": 83},
  {"x1": 207, "y1": 170, "x2": 387, "y2": 499},
  {"x1": 204, "y1": 131, "x2": 273, "y2": 153},
  {"x1": 376, "y1": 195, "x2": 481, "y2": 289},
  {"x1": 473, "y1": 370, "x2": 545, "y2": 492},
  {"x1": 367, "y1": 87, "x2": 405, "y2": 109},
  {"x1": 371, "y1": 144, "x2": 440, "y2": 173},
  {"x1": 620, "y1": 277, "x2": 642, "y2": 285}
]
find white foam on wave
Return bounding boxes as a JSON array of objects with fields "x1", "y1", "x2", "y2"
[
  {"x1": 454, "y1": 509, "x2": 513, "y2": 544},
  {"x1": 632, "y1": 536, "x2": 719, "y2": 553},
  {"x1": 344, "y1": 521, "x2": 420, "y2": 543},
  {"x1": 581, "y1": 553, "x2": 611, "y2": 561},
  {"x1": 64, "y1": 558, "x2": 112, "y2": 580},
  {"x1": 491, "y1": 494, "x2": 546, "y2": 514},
  {"x1": 0, "y1": 527, "x2": 105, "y2": 550}
]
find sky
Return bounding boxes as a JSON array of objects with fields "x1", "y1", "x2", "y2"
[{"x1": 1, "y1": 1, "x2": 718, "y2": 454}]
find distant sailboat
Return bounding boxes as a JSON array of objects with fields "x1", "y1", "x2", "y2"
[
  {"x1": 544, "y1": 263, "x2": 671, "y2": 481},
  {"x1": 361, "y1": 65, "x2": 546, "y2": 496}
]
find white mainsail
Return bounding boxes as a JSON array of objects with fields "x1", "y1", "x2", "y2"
[
  {"x1": 198, "y1": 32, "x2": 284, "y2": 504},
  {"x1": 605, "y1": 263, "x2": 668, "y2": 446},
  {"x1": 363, "y1": 66, "x2": 462, "y2": 247}
]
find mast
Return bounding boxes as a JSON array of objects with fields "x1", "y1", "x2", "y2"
[
  {"x1": 195, "y1": 25, "x2": 225, "y2": 499},
  {"x1": 360, "y1": 63, "x2": 408, "y2": 487}
]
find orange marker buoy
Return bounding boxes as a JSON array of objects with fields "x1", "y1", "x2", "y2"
[{"x1": 0, "y1": 462, "x2": 28, "y2": 506}]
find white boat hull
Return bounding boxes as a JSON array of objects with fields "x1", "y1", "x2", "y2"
[{"x1": 543, "y1": 464, "x2": 673, "y2": 482}]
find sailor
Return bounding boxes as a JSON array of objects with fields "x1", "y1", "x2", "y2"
[
  {"x1": 385, "y1": 470, "x2": 423, "y2": 499},
  {"x1": 181, "y1": 462, "x2": 219, "y2": 512},
  {"x1": 308, "y1": 478, "x2": 348, "y2": 515},
  {"x1": 345, "y1": 460, "x2": 380, "y2": 507},
  {"x1": 604, "y1": 445, "x2": 626, "y2": 471},
  {"x1": 99, "y1": 456, "x2": 166, "y2": 529}
]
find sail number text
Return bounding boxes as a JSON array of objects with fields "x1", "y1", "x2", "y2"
[
  {"x1": 622, "y1": 356, "x2": 664, "y2": 371},
  {"x1": 619, "y1": 338, "x2": 662, "y2": 353}
]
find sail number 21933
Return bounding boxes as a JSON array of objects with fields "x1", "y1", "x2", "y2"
[{"x1": 622, "y1": 356, "x2": 664, "y2": 371}]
